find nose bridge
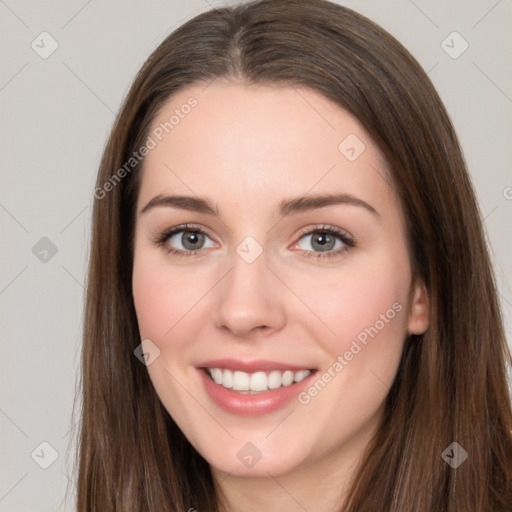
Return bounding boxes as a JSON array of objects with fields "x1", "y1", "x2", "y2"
[{"x1": 213, "y1": 235, "x2": 285, "y2": 337}]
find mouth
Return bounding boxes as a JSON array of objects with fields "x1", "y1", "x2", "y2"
[
  {"x1": 196, "y1": 361, "x2": 318, "y2": 416},
  {"x1": 201, "y1": 367, "x2": 316, "y2": 394},
  {"x1": 195, "y1": 358, "x2": 319, "y2": 415}
]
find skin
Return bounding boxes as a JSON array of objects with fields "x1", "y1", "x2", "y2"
[{"x1": 132, "y1": 81, "x2": 429, "y2": 512}]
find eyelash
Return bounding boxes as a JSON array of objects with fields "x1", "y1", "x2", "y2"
[{"x1": 152, "y1": 223, "x2": 356, "y2": 260}]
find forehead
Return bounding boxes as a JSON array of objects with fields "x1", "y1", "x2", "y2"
[{"x1": 138, "y1": 82, "x2": 394, "y2": 213}]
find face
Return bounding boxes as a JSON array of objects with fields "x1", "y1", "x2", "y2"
[{"x1": 132, "y1": 82, "x2": 429, "y2": 481}]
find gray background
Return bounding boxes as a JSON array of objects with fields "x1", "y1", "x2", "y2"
[{"x1": 1, "y1": 1, "x2": 510, "y2": 510}]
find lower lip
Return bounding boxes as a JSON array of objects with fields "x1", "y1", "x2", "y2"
[{"x1": 197, "y1": 368, "x2": 316, "y2": 416}]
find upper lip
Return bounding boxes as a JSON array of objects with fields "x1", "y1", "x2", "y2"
[{"x1": 197, "y1": 358, "x2": 315, "y2": 373}]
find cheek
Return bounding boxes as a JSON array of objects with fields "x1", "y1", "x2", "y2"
[
  {"x1": 132, "y1": 257, "x2": 208, "y2": 430},
  {"x1": 285, "y1": 255, "x2": 411, "y2": 445},
  {"x1": 286, "y1": 249, "x2": 411, "y2": 384},
  {"x1": 132, "y1": 264, "x2": 170, "y2": 341},
  {"x1": 132, "y1": 254, "x2": 205, "y2": 341}
]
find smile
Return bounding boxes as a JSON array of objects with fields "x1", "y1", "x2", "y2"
[
  {"x1": 196, "y1": 360, "x2": 318, "y2": 416},
  {"x1": 204, "y1": 367, "x2": 312, "y2": 393}
]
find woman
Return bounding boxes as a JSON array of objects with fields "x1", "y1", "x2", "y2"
[{"x1": 75, "y1": 0, "x2": 512, "y2": 510}]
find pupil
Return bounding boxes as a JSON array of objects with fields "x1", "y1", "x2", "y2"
[
  {"x1": 183, "y1": 231, "x2": 203, "y2": 250},
  {"x1": 313, "y1": 233, "x2": 334, "y2": 251}
]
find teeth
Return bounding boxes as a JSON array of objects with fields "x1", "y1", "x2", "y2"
[
  {"x1": 212, "y1": 368, "x2": 223, "y2": 385},
  {"x1": 232, "y1": 371, "x2": 249, "y2": 391},
  {"x1": 206, "y1": 368, "x2": 312, "y2": 392},
  {"x1": 282, "y1": 370, "x2": 294, "y2": 386},
  {"x1": 249, "y1": 371, "x2": 267, "y2": 392},
  {"x1": 268, "y1": 370, "x2": 283, "y2": 389}
]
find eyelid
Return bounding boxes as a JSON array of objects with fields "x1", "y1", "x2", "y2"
[
  {"x1": 153, "y1": 223, "x2": 217, "y2": 243},
  {"x1": 293, "y1": 223, "x2": 353, "y2": 242}
]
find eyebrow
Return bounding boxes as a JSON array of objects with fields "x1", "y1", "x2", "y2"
[{"x1": 139, "y1": 192, "x2": 380, "y2": 218}]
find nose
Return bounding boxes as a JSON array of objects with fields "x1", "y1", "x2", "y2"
[{"x1": 212, "y1": 245, "x2": 286, "y2": 340}]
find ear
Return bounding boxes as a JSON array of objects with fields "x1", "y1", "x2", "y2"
[{"x1": 407, "y1": 278, "x2": 429, "y2": 335}]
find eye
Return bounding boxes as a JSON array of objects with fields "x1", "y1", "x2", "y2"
[
  {"x1": 293, "y1": 225, "x2": 355, "y2": 260},
  {"x1": 153, "y1": 224, "x2": 217, "y2": 256},
  {"x1": 153, "y1": 223, "x2": 356, "y2": 260}
]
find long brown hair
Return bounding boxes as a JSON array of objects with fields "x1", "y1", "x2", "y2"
[{"x1": 73, "y1": 0, "x2": 512, "y2": 510}]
